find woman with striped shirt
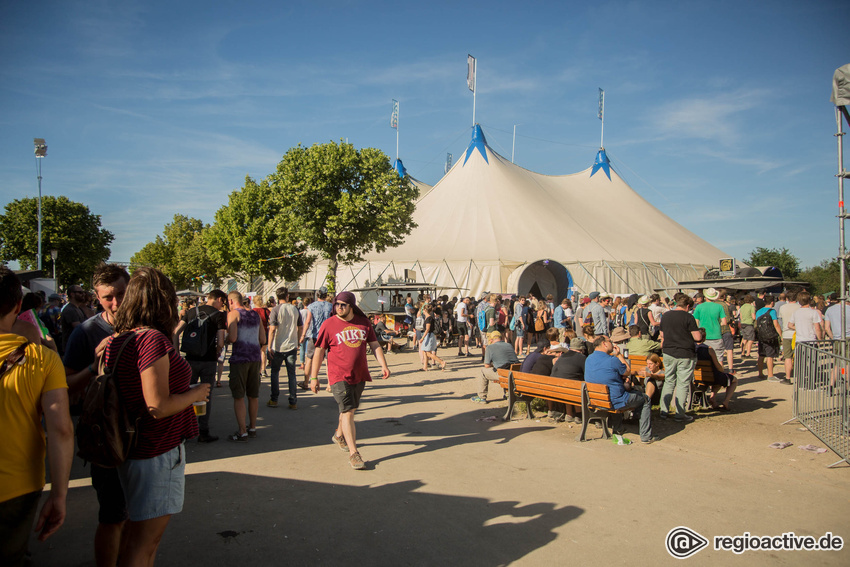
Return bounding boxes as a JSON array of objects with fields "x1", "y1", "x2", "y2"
[{"x1": 104, "y1": 267, "x2": 209, "y2": 566}]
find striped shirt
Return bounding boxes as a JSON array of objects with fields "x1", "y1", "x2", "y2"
[{"x1": 105, "y1": 329, "x2": 197, "y2": 459}]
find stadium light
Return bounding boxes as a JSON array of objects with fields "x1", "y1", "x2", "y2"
[{"x1": 34, "y1": 138, "x2": 47, "y2": 271}]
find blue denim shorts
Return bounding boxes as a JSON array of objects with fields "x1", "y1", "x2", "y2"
[{"x1": 118, "y1": 443, "x2": 185, "y2": 521}]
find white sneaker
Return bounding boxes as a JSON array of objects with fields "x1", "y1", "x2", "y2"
[{"x1": 767, "y1": 375, "x2": 780, "y2": 382}]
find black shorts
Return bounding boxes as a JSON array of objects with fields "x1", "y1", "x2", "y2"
[
  {"x1": 331, "y1": 380, "x2": 366, "y2": 413},
  {"x1": 758, "y1": 340, "x2": 780, "y2": 358},
  {"x1": 91, "y1": 464, "x2": 129, "y2": 524},
  {"x1": 712, "y1": 372, "x2": 735, "y2": 388},
  {"x1": 457, "y1": 321, "x2": 468, "y2": 334}
]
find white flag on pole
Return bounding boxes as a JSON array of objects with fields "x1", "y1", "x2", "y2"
[
  {"x1": 391, "y1": 99, "x2": 398, "y2": 129},
  {"x1": 598, "y1": 88, "x2": 605, "y2": 120},
  {"x1": 467, "y1": 55, "x2": 476, "y2": 93}
]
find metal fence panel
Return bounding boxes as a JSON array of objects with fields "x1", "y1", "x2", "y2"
[{"x1": 792, "y1": 340, "x2": 849, "y2": 467}]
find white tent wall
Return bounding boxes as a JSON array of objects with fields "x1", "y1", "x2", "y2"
[
  {"x1": 561, "y1": 260, "x2": 709, "y2": 297},
  {"x1": 270, "y1": 258, "x2": 709, "y2": 302}
]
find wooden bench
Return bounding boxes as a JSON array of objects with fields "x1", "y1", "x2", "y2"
[
  {"x1": 496, "y1": 367, "x2": 626, "y2": 442},
  {"x1": 627, "y1": 354, "x2": 715, "y2": 410}
]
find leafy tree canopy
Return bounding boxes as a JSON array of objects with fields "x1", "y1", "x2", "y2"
[
  {"x1": 743, "y1": 246, "x2": 801, "y2": 279},
  {"x1": 799, "y1": 258, "x2": 845, "y2": 297},
  {"x1": 130, "y1": 215, "x2": 222, "y2": 290},
  {"x1": 205, "y1": 176, "x2": 315, "y2": 284},
  {"x1": 0, "y1": 195, "x2": 113, "y2": 287},
  {"x1": 269, "y1": 140, "x2": 418, "y2": 292}
]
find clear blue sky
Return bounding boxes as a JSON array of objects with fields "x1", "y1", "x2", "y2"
[{"x1": 2, "y1": 0, "x2": 848, "y2": 271}]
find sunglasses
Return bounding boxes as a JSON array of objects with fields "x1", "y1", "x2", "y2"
[{"x1": 335, "y1": 302, "x2": 350, "y2": 308}]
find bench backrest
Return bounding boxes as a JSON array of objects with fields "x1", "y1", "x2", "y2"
[
  {"x1": 498, "y1": 368, "x2": 583, "y2": 407},
  {"x1": 584, "y1": 381, "x2": 616, "y2": 412},
  {"x1": 497, "y1": 364, "x2": 522, "y2": 390},
  {"x1": 629, "y1": 354, "x2": 715, "y2": 383},
  {"x1": 693, "y1": 359, "x2": 715, "y2": 383}
]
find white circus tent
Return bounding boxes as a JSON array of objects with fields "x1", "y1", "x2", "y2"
[{"x1": 264, "y1": 125, "x2": 729, "y2": 302}]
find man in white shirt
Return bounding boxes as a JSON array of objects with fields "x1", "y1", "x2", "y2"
[
  {"x1": 268, "y1": 287, "x2": 303, "y2": 409},
  {"x1": 455, "y1": 297, "x2": 471, "y2": 357},
  {"x1": 788, "y1": 291, "x2": 824, "y2": 343},
  {"x1": 778, "y1": 291, "x2": 801, "y2": 381}
]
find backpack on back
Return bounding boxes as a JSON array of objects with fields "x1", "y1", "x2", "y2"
[
  {"x1": 478, "y1": 304, "x2": 488, "y2": 331},
  {"x1": 626, "y1": 306, "x2": 637, "y2": 327},
  {"x1": 756, "y1": 310, "x2": 779, "y2": 342},
  {"x1": 181, "y1": 306, "x2": 211, "y2": 358},
  {"x1": 76, "y1": 332, "x2": 141, "y2": 468}
]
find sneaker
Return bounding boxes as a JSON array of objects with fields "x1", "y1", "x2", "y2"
[
  {"x1": 641, "y1": 436, "x2": 660, "y2": 444},
  {"x1": 228, "y1": 432, "x2": 248, "y2": 442},
  {"x1": 267, "y1": 399, "x2": 279, "y2": 408},
  {"x1": 458, "y1": 352, "x2": 465, "y2": 357},
  {"x1": 349, "y1": 452, "x2": 366, "y2": 470},
  {"x1": 197, "y1": 433, "x2": 219, "y2": 443},
  {"x1": 247, "y1": 428, "x2": 257, "y2": 438},
  {"x1": 289, "y1": 403, "x2": 297, "y2": 410},
  {"x1": 332, "y1": 433, "x2": 348, "y2": 451},
  {"x1": 470, "y1": 395, "x2": 487, "y2": 404},
  {"x1": 659, "y1": 413, "x2": 669, "y2": 420},
  {"x1": 673, "y1": 414, "x2": 695, "y2": 423},
  {"x1": 767, "y1": 375, "x2": 781, "y2": 382},
  {"x1": 778, "y1": 378, "x2": 792, "y2": 385}
]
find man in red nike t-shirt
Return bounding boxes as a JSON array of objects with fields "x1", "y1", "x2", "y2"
[{"x1": 310, "y1": 291, "x2": 390, "y2": 470}]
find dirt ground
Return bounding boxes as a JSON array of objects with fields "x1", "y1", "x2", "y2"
[{"x1": 29, "y1": 345, "x2": 850, "y2": 566}]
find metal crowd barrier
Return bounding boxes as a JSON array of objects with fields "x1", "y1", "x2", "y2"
[{"x1": 789, "y1": 340, "x2": 849, "y2": 468}]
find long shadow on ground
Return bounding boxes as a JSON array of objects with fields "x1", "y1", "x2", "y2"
[
  {"x1": 67, "y1": 382, "x2": 547, "y2": 481},
  {"x1": 32, "y1": 474, "x2": 584, "y2": 567}
]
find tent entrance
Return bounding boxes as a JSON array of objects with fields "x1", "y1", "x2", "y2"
[{"x1": 512, "y1": 260, "x2": 573, "y2": 302}]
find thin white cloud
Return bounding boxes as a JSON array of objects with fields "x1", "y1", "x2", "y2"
[{"x1": 650, "y1": 88, "x2": 769, "y2": 146}]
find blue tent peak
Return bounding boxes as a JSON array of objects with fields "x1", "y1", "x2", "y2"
[
  {"x1": 590, "y1": 148, "x2": 611, "y2": 180},
  {"x1": 463, "y1": 124, "x2": 489, "y2": 165},
  {"x1": 393, "y1": 158, "x2": 407, "y2": 178}
]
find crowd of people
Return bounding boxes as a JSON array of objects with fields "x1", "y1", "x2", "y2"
[
  {"x1": 403, "y1": 287, "x2": 839, "y2": 445},
  {"x1": 2, "y1": 261, "x2": 844, "y2": 566}
]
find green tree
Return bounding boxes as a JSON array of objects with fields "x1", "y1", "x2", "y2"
[
  {"x1": 799, "y1": 258, "x2": 845, "y2": 297},
  {"x1": 0, "y1": 196, "x2": 113, "y2": 286},
  {"x1": 130, "y1": 215, "x2": 222, "y2": 289},
  {"x1": 205, "y1": 176, "x2": 314, "y2": 286},
  {"x1": 269, "y1": 141, "x2": 418, "y2": 293},
  {"x1": 743, "y1": 247, "x2": 801, "y2": 279}
]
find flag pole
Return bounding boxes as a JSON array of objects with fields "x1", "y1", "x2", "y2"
[
  {"x1": 467, "y1": 55, "x2": 477, "y2": 126},
  {"x1": 599, "y1": 88, "x2": 605, "y2": 148},
  {"x1": 396, "y1": 100, "x2": 400, "y2": 161}
]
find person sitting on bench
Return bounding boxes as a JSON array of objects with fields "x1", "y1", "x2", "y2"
[
  {"x1": 625, "y1": 325, "x2": 661, "y2": 357},
  {"x1": 586, "y1": 336, "x2": 658, "y2": 444},
  {"x1": 374, "y1": 314, "x2": 404, "y2": 353},
  {"x1": 695, "y1": 327, "x2": 737, "y2": 411}
]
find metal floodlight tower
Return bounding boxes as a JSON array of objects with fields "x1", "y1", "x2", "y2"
[
  {"x1": 34, "y1": 138, "x2": 47, "y2": 271},
  {"x1": 50, "y1": 249, "x2": 58, "y2": 292}
]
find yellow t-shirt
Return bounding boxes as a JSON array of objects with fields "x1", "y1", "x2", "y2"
[{"x1": 0, "y1": 334, "x2": 67, "y2": 503}]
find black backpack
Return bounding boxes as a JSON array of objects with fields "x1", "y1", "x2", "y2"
[
  {"x1": 76, "y1": 332, "x2": 141, "y2": 468},
  {"x1": 756, "y1": 310, "x2": 779, "y2": 342},
  {"x1": 181, "y1": 306, "x2": 211, "y2": 357}
]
